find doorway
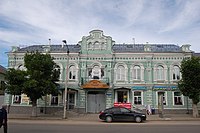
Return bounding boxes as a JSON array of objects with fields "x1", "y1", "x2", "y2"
[{"x1": 87, "y1": 91, "x2": 106, "y2": 113}]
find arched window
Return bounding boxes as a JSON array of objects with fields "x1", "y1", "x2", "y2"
[
  {"x1": 69, "y1": 65, "x2": 76, "y2": 80},
  {"x1": 157, "y1": 65, "x2": 164, "y2": 80},
  {"x1": 88, "y1": 65, "x2": 102, "y2": 79},
  {"x1": 132, "y1": 65, "x2": 141, "y2": 80},
  {"x1": 94, "y1": 41, "x2": 100, "y2": 49},
  {"x1": 88, "y1": 42, "x2": 92, "y2": 49},
  {"x1": 116, "y1": 65, "x2": 125, "y2": 81},
  {"x1": 173, "y1": 65, "x2": 180, "y2": 80}
]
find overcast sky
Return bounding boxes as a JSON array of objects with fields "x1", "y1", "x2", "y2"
[{"x1": 1, "y1": 0, "x2": 200, "y2": 67}]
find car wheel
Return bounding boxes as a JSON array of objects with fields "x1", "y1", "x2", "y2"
[
  {"x1": 135, "y1": 116, "x2": 142, "y2": 123},
  {"x1": 106, "y1": 116, "x2": 112, "y2": 122}
]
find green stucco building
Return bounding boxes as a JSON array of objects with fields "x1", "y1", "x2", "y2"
[{"x1": 5, "y1": 30, "x2": 196, "y2": 114}]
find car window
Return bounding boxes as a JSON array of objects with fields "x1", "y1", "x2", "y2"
[
  {"x1": 120, "y1": 108, "x2": 130, "y2": 113},
  {"x1": 112, "y1": 108, "x2": 120, "y2": 113}
]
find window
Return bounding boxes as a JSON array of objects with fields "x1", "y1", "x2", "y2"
[
  {"x1": 69, "y1": 65, "x2": 76, "y2": 80},
  {"x1": 120, "y1": 107, "x2": 130, "y2": 113},
  {"x1": 116, "y1": 65, "x2": 125, "y2": 81},
  {"x1": 94, "y1": 41, "x2": 100, "y2": 49},
  {"x1": 158, "y1": 92, "x2": 167, "y2": 105},
  {"x1": 88, "y1": 65, "x2": 102, "y2": 79},
  {"x1": 174, "y1": 92, "x2": 183, "y2": 105},
  {"x1": 133, "y1": 91, "x2": 142, "y2": 105},
  {"x1": 173, "y1": 66, "x2": 180, "y2": 80},
  {"x1": 132, "y1": 65, "x2": 141, "y2": 80},
  {"x1": 51, "y1": 95, "x2": 58, "y2": 105},
  {"x1": 116, "y1": 91, "x2": 128, "y2": 103},
  {"x1": 13, "y1": 95, "x2": 21, "y2": 104},
  {"x1": 157, "y1": 65, "x2": 164, "y2": 80}
]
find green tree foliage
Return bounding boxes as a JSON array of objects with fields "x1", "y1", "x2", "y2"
[
  {"x1": 6, "y1": 69, "x2": 27, "y2": 95},
  {"x1": 6, "y1": 51, "x2": 60, "y2": 116},
  {"x1": 23, "y1": 51, "x2": 60, "y2": 107},
  {"x1": 178, "y1": 56, "x2": 200, "y2": 117}
]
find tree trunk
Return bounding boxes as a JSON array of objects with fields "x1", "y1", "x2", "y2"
[
  {"x1": 31, "y1": 101, "x2": 37, "y2": 117},
  {"x1": 192, "y1": 102, "x2": 199, "y2": 118}
]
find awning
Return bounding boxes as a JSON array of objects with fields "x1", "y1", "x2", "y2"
[{"x1": 81, "y1": 80, "x2": 109, "y2": 89}]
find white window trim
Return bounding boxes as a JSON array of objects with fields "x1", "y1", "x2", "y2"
[
  {"x1": 12, "y1": 94, "x2": 22, "y2": 104},
  {"x1": 172, "y1": 91, "x2": 184, "y2": 106},
  {"x1": 114, "y1": 90, "x2": 130, "y2": 103},
  {"x1": 156, "y1": 91, "x2": 168, "y2": 106},
  {"x1": 132, "y1": 91, "x2": 144, "y2": 105}
]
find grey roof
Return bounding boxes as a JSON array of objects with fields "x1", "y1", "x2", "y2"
[
  {"x1": 113, "y1": 44, "x2": 182, "y2": 53},
  {"x1": 193, "y1": 53, "x2": 200, "y2": 57},
  {"x1": 18, "y1": 45, "x2": 81, "y2": 53},
  {"x1": 17, "y1": 44, "x2": 182, "y2": 53}
]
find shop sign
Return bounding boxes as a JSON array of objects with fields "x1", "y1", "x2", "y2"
[
  {"x1": 153, "y1": 86, "x2": 178, "y2": 90},
  {"x1": 114, "y1": 102, "x2": 131, "y2": 109},
  {"x1": 132, "y1": 86, "x2": 147, "y2": 90},
  {"x1": 170, "y1": 86, "x2": 178, "y2": 90}
]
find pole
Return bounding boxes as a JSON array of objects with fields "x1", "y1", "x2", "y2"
[{"x1": 63, "y1": 40, "x2": 69, "y2": 119}]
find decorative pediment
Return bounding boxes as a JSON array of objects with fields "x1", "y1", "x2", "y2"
[{"x1": 81, "y1": 80, "x2": 109, "y2": 89}]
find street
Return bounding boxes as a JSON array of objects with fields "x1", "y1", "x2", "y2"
[{"x1": 4, "y1": 120, "x2": 200, "y2": 133}]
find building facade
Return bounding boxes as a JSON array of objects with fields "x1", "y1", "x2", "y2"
[{"x1": 5, "y1": 30, "x2": 195, "y2": 114}]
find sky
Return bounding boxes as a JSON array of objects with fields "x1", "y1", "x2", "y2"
[{"x1": 0, "y1": 0, "x2": 200, "y2": 68}]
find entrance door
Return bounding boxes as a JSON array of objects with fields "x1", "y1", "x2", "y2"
[
  {"x1": 68, "y1": 93, "x2": 75, "y2": 109},
  {"x1": 87, "y1": 92, "x2": 106, "y2": 113}
]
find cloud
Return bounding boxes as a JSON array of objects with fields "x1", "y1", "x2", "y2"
[
  {"x1": 0, "y1": 0, "x2": 200, "y2": 68},
  {"x1": 160, "y1": 0, "x2": 200, "y2": 32}
]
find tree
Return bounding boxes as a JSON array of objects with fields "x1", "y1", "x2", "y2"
[
  {"x1": 6, "y1": 51, "x2": 60, "y2": 117},
  {"x1": 178, "y1": 56, "x2": 200, "y2": 118}
]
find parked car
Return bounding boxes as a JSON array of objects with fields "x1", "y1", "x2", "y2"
[{"x1": 99, "y1": 106, "x2": 146, "y2": 123}]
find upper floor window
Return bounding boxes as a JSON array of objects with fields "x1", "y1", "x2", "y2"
[
  {"x1": 132, "y1": 65, "x2": 141, "y2": 80},
  {"x1": 157, "y1": 65, "x2": 164, "y2": 80},
  {"x1": 94, "y1": 41, "x2": 100, "y2": 49},
  {"x1": 88, "y1": 65, "x2": 104, "y2": 79},
  {"x1": 116, "y1": 65, "x2": 125, "y2": 81},
  {"x1": 173, "y1": 66, "x2": 180, "y2": 80},
  {"x1": 69, "y1": 65, "x2": 76, "y2": 80}
]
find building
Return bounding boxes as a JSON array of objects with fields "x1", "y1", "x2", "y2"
[
  {"x1": 0, "y1": 65, "x2": 6, "y2": 106},
  {"x1": 5, "y1": 30, "x2": 195, "y2": 114}
]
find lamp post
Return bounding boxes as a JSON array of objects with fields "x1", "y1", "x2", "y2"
[{"x1": 63, "y1": 40, "x2": 69, "y2": 119}]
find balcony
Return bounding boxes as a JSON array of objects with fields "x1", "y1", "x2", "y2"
[{"x1": 81, "y1": 77, "x2": 109, "y2": 85}]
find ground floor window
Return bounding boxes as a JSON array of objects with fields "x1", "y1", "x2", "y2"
[
  {"x1": 51, "y1": 95, "x2": 58, "y2": 105},
  {"x1": 133, "y1": 91, "x2": 143, "y2": 105},
  {"x1": 115, "y1": 90, "x2": 129, "y2": 103},
  {"x1": 13, "y1": 95, "x2": 21, "y2": 104},
  {"x1": 173, "y1": 92, "x2": 183, "y2": 105},
  {"x1": 157, "y1": 91, "x2": 167, "y2": 105}
]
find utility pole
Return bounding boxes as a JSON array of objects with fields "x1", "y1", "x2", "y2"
[{"x1": 63, "y1": 40, "x2": 69, "y2": 119}]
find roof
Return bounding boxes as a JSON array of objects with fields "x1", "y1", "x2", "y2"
[
  {"x1": 15, "y1": 44, "x2": 182, "y2": 53},
  {"x1": 193, "y1": 53, "x2": 200, "y2": 57},
  {"x1": 18, "y1": 45, "x2": 81, "y2": 53},
  {"x1": 113, "y1": 44, "x2": 182, "y2": 53},
  {"x1": 0, "y1": 65, "x2": 6, "y2": 74}
]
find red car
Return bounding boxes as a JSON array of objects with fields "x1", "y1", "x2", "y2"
[{"x1": 99, "y1": 107, "x2": 146, "y2": 123}]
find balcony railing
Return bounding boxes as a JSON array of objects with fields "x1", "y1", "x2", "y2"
[{"x1": 81, "y1": 77, "x2": 110, "y2": 85}]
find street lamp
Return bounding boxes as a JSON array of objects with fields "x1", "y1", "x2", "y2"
[{"x1": 63, "y1": 40, "x2": 69, "y2": 119}]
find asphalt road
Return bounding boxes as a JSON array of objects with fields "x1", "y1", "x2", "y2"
[{"x1": 4, "y1": 120, "x2": 200, "y2": 133}]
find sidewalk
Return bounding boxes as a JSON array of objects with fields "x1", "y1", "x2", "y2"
[{"x1": 7, "y1": 113, "x2": 200, "y2": 121}]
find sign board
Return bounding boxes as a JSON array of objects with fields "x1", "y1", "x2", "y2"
[{"x1": 114, "y1": 102, "x2": 131, "y2": 109}]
